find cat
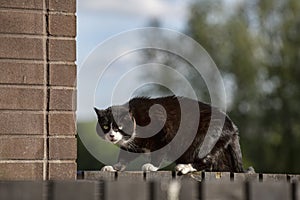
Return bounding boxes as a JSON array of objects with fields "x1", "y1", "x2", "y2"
[{"x1": 94, "y1": 96, "x2": 244, "y2": 174}]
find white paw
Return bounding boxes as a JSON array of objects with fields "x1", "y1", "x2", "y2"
[
  {"x1": 142, "y1": 163, "x2": 159, "y2": 172},
  {"x1": 175, "y1": 164, "x2": 196, "y2": 175},
  {"x1": 101, "y1": 165, "x2": 116, "y2": 172}
]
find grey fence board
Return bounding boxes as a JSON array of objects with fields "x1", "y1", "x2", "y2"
[
  {"x1": 0, "y1": 172, "x2": 299, "y2": 200},
  {"x1": 297, "y1": 183, "x2": 300, "y2": 200},
  {"x1": 262, "y1": 174, "x2": 287, "y2": 182},
  {"x1": 117, "y1": 171, "x2": 144, "y2": 181},
  {"x1": 49, "y1": 180, "x2": 99, "y2": 200},
  {"x1": 204, "y1": 182, "x2": 245, "y2": 200},
  {"x1": 233, "y1": 173, "x2": 259, "y2": 182},
  {"x1": 145, "y1": 171, "x2": 173, "y2": 181},
  {"x1": 84, "y1": 171, "x2": 116, "y2": 181},
  {"x1": 288, "y1": 174, "x2": 300, "y2": 183},
  {"x1": 0, "y1": 181, "x2": 43, "y2": 200},
  {"x1": 106, "y1": 180, "x2": 148, "y2": 200},
  {"x1": 178, "y1": 180, "x2": 199, "y2": 200},
  {"x1": 151, "y1": 180, "x2": 169, "y2": 200},
  {"x1": 202, "y1": 172, "x2": 231, "y2": 182},
  {"x1": 250, "y1": 182, "x2": 291, "y2": 200}
]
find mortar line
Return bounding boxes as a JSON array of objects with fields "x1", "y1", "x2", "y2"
[{"x1": 43, "y1": 0, "x2": 50, "y2": 181}]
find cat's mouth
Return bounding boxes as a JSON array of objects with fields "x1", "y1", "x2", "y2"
[
  {"x1": 105, "y1": 132, "x2": 123, "y2": 144},
  {"x1": 105, "y1": 136, "x2": 121, "y2": 144}
]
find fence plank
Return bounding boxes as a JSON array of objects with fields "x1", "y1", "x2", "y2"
[
  {"x1": 146, "y1": 171, "x2": 173, "y2": 181},
  {"x1": 152, "y1": 180, "x2": 171, "y2": 200},
  {"x1": 204, "y1": 182, "x2": 245, "y2": 200},
  {"x1": 287, "y1": 174, "x2": 300, "y2": 183},
  {"x1": 0, "y1": 181, "x2": 43, "y2": 200},
  {"x1": 203, "y1": 172, "x2": 231, "y2": 182},
  {"x1": 262, "y1": 174, "x2": 287, "y2": 182},
  {"x1": 297, "y1": 183, "x2": 300, "y2": 200},
  {"x1": 106, "y1": 180, "x2": 148, "y2": 200},
  {"x1": 84, "y1": 171, "x2": 116, "y2": 181},
  {"x1": 117, "y1": 171, "x2": 144, "y2": 181},
  {"x1": 179, "y1": 180, "x2": 199, "y2": 200},
  {"x1": 49, "y1": 180, "x2": 99, "y2": 200},
  {"x1": 234, "y1": 173, "x2": 259, "y2": 182},
  {"x1": 250, "y1": 182, "x2": 291, "y2": 200}
]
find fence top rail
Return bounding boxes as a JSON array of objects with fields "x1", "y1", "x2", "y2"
[
  {"x1": 0, "y1": 175, "x2": 299, "y2": 200},
  {"x1": 80, "y1": 171, "x2": 300, "y2": 183}
]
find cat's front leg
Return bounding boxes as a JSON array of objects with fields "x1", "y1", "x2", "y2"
[
  {"x1": 100, "y1": 150, "x2": 134, "y2": 172},
  {"x1": 142, "y1": 163, "x2": 159, "y2": 171},
  {"x1": 100, "y1": 160, "x2": 127, "y2": 172},
  {"x1": 113, "y1": 160, "x2": 127, "y2": 171},
  {"x1": 142, "y1": 152, "x2": 164, "y2": 172}
]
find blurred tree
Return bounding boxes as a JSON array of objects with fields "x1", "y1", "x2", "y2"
[
  {"x1": 141, "y1": 0, "x2": 300, "y2": 173},
  {"x1": 188, "y1": 0, "x2": 300, "y2": 173}
]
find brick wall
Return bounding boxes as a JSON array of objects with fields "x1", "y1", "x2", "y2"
[{"x1": 0, "y1": 0, "x2": 77, "y2": 180}]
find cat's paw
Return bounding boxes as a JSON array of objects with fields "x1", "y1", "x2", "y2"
[
  {"x1": 142, "y1": 163, "x2": 159, "y2": 172},
  {"x1": 113, "y1": 163, "x2": 126, "y2": 171},
  {"x1": 175, "y1": 164, "x2": 197, "y2": 175},
  {"x1": 101, "y1": 165, "x2": 116, "y2": 172}
]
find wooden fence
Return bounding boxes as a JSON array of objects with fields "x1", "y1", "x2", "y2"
[{"x1": 0, "y1": 171, "x2": 299, "y2": 200}]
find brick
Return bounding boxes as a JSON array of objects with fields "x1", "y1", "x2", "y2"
[
  {"x1": 49, "y1": 113, "x2": 76, "y2": 135},
  {"x1": 0, "y1": 0, "x2": 44, "y2": 10},
  {"x1": 49, "y1": 14, "x2": 76, "y2": 37},
  {"x1": 0, "y1": 87, "x2": 45, "y2": 110},
  {"x1": 0, "y1": 112, "x2": 44, "y2": 135},
  {"x1": 0, "y1": 62, "x2": 45, "y2": 85},
  {"x1": 48, "y1": 39, "x2": 76, "y2": 61},
  {"x1": 0, "y1": 36, "x2": 44, "y2": 60},
  {"x1": 49, "y1": 137, "x2": 77, "y2": 160},
  {"x1": 48, "y1": 162, "x2": 76, "y2": 180},
  {"x1": 48, "y1": 0, "x2": 76, "y2": 13},
  {"x1": 0, "y1": 10, "x2": 44, "y2": 34},
  {"x1": 49, "y1": 88, "x2": 76, "y2": 111},
  {"x1": 0, "y1": 137, "x2": 44, "y2": 159},
  {"x1": 0, "y1": 163, "x2": 43, "y2": 180},
  {"x1": 49, "y1": 64, "x2": 76, "y2": 86}
]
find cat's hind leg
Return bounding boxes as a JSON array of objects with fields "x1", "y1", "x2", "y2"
[{"x1": 101, "y1": 165, "x2": 117, "y2": 172}]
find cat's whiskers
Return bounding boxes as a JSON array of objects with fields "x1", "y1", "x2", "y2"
[{"x1": 123, "y1": 117, "x2": 137, "y2": 145}]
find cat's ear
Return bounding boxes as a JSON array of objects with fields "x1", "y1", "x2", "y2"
[{"x1": 94, "y1": 107, "x2": 104, "y2": 118}]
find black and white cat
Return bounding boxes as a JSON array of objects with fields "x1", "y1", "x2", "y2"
[{"x1": 94, "y1": 96, "x2": 244, "y2": 174}]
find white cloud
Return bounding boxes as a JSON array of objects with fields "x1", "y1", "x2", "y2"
[{"x1": 78, "y1": 0, "x2": 189, "y2": 21}]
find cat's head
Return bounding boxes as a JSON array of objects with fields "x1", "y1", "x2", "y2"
[{"x1": 94, "y1": 106, "x2": 135, "y2": 145}]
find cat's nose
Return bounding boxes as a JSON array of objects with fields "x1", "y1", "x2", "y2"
[{"x1": 109, "y1": 134, "x2": 114, "y2": 138}]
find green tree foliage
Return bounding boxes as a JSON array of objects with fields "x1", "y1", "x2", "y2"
[{"x1": 187, "y1": 0, "x2": 300, "y2": 173}]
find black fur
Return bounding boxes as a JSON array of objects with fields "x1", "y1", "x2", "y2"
[{"x1": 95, "y1": 96, "x2": 244, "y2": 172}]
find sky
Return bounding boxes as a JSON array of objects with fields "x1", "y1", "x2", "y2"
[
  {"x1": 77, "y1": 0, "x2": 191, "y2": 66},
  {"x1": 77, "y1": 0, "x2": 192, "y2": 121},
  {"x1": 76, "y1": 0, "x2": 242, "y2": 121}
]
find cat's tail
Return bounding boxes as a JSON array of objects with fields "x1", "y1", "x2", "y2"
[{"x1": 228, "y1": 133, "x2": 244, "y2": 172}]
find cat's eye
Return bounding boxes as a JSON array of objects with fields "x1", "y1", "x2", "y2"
[
  {"x1": 118, "y1": 126, "x2": 123, "y2": 130},
  {"x1": 102, "y1": 125, "x2": 109, "y2": 130}
]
